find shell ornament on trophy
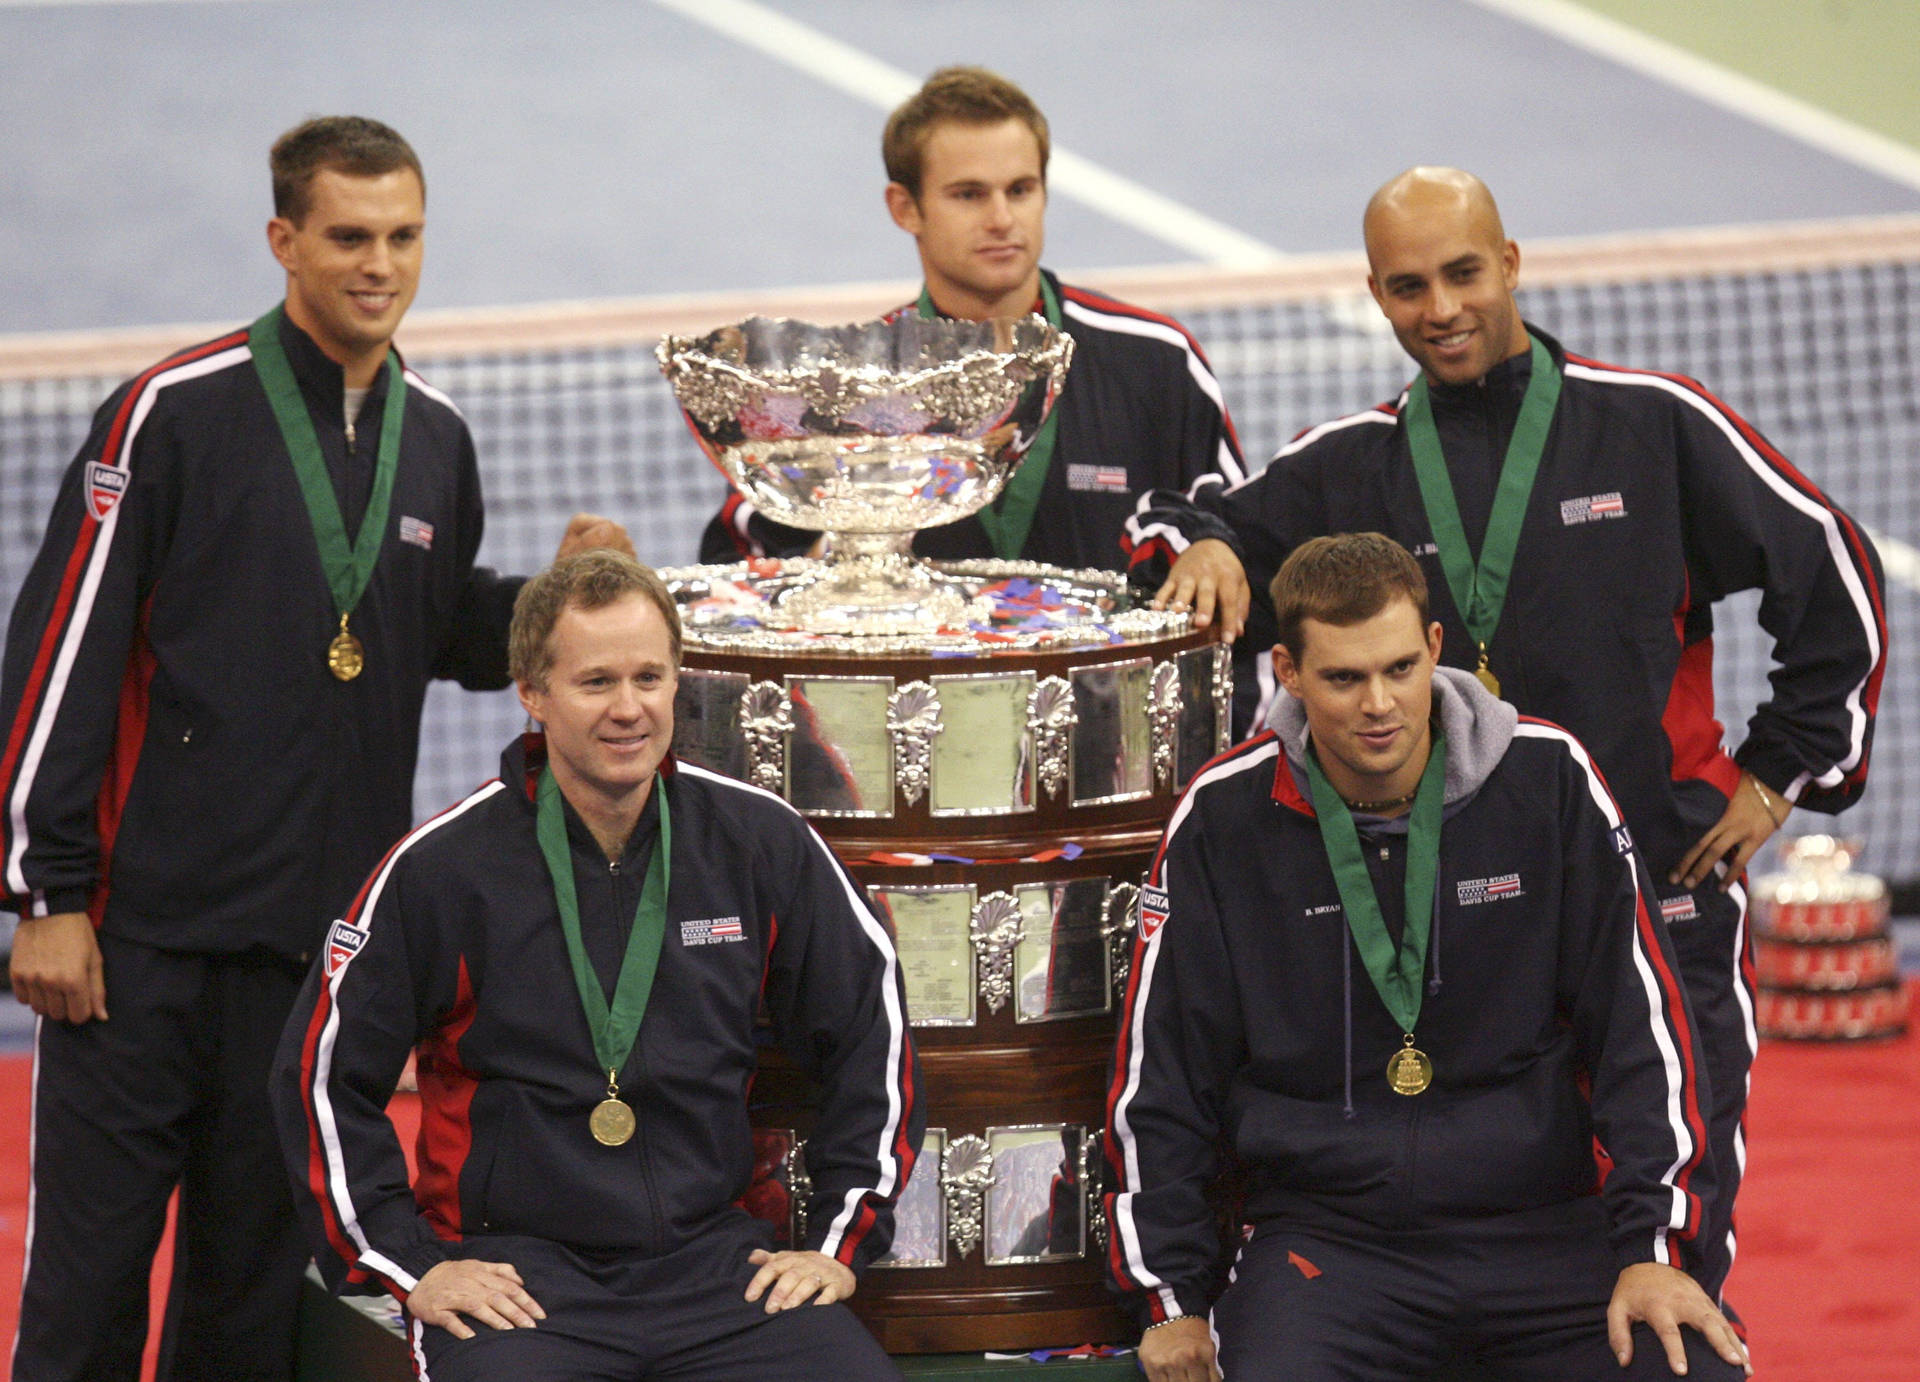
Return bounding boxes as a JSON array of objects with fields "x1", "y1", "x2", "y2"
[{"x1": 659, "y1": 313, "x2": 1073, "y2": 635}]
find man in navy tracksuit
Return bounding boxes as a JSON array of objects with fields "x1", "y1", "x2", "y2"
[
  {"x1": 2, "y1": 118, "x2": 627, "y2": 1381},
  {"x1": 1106, "y1": 534, "x2": 1749, "y2": 1382},
  {"x1": 1131, "y1": 168, "x2": 1887, "y2": 1305},
  {"x1": 699, "y1": 65, "x2": 1244, "y2": 571},
  {"x1": 273, "y1": 551, "x2": 922, "y2": 1380}
]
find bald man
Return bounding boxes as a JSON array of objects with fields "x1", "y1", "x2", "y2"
[{"x1": 1125, "y1": 167, "x2": 1886, "y2": 1313}]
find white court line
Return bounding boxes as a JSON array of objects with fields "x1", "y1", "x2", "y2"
[
  {"x1": 1467, "y1": 0, "x2": 1920, "y2": 195},
  {"x1": 647, "y1": 0, "x2": 1287, "y2": 268}
]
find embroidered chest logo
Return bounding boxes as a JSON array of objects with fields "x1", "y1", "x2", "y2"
[
  {"x1": 1305, "y1": 902, "x2": 1343, "y2": 919},
  {"x1": 1611, "y1": 825, "x2": 1635, "y2": 856},
  {"x1": 1066, "y1": 463, "x2": 1130, "y2": 494},
  {"x1": 398, "y1": 515, "x2": 435, "y2": 550},
  {"x1": 680, "y1": 916, "x2": 745, "y2": 947},
  {"x1": 1660, "y1": 896, "x2": 1699, "y2": 923},
  {"x1": 1409, "y1": 541, "x2": 1439, "y2": 558},
  {"x1": 1559, "y1": 492, "x2": 1627, "y2": 526},
  {"x1": 1139, "y1": 885, "x2": 1171, "y2": 939},
  {"x1": 325, "y1": 918, "x2": 367, "y2": 976},
  {"x1": 85, "y1": 463, "x2": 128, "y2": 521},
  {"x1": 1456, "y1": 873, "x2": 1524, "y2": 906}
]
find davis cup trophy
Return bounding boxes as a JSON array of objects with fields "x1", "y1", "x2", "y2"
[
  {"x1": 658, "y1": 313, "x2": 1075, "y2": 635},
  {"x1": 658, "y1": 314, "x2": 1230, "y2": 1353}
]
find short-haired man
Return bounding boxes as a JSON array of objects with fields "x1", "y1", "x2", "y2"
[
  {"x1": 1106, "y1": 533, "x2": 1750, "y2": 1382},
  {"x1": 3, "y1": 117, "x2": 627, "y2": 1379},
  {"x1": 273, "y1": 550, "x2": 921, "y2": 1380},
  {"x1": 1131, "y1": 167, "x2": 1887, "y2": 1305},
  {"x1": 701, "y1": 65, "x2": 1244, "y2": 571}
]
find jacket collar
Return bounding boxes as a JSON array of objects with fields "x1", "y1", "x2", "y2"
[{"x1": 272, "y1": 306, "x2": 398, "y2": 421}]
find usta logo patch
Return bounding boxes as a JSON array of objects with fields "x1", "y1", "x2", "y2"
[
  {"x1": 85, "y1": 463, "x2": 128, "y2": 521},
  {"x1": 325, "y1": 919, "x2": 366, "y2": 976},
  {"x1": 1138, "y1": 885, "x2": 1171, "y2": 939}
]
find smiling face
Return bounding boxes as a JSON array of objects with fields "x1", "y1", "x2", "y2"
[
  {"x1": 517, "y1": 593, "x2": 678, "y2": 816},
  {"x1": 1364, "y1": 169, "x2": 1528, "y2": 387},
  {"x1": 1274, "y1": 594, "x2": 1444, "y2": 805},
  {"x1": 886, "y1": 117, "x2": 1046, "y2": 320},
  {"x1": 267, "y1": 165, "x2": 424, "y2": 386}
]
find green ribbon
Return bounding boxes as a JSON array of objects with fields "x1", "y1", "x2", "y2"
[
  {"x1": 248, "y1": 305, "x2": 405, "y2": 626},
  {"x1": 534, "y1": 765, "x2": 672, "y2": 1084},
  {"x1": 916, "y1": 274, "x2": 1064, "y2": 560},
  {"x1": 1402, "y1": 334, "x2": 1561, "y2": 675},
  {"x1": 1302, "y1": 733, "x2": 1447, "y2": 1036}
]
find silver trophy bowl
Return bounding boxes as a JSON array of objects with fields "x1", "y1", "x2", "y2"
[{"x1": 658, "y1": 313, "x2": 1074, "y2": 634}]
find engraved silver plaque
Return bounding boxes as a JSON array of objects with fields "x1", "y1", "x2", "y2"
[
  {"x1": 1027, "y1": 675, "x2": 1076, "y2": 801},
  {"x1": 740, "y1": 681, "x2": 793, "y2": 795},
  {"x1": 1149, "y1": 660, "x2": 1182, "y2": 793},
  {"x1": 786, "y1": 675, "x2": 894, "y2": 817},
  {"x1": 930, "y1": 672, "x2": 1036, "y2": 816},
  {"x1": 1176, "y1": 644, "x2": 1224, "y2": 787},
  {"x1": 971, "y1": 891, "x2": 1027, "y2": 1016},
  {"x1": 1070, "y1": 659, "x2": 1153, "y2": 806},
  {"x1": 985, "y1": 1124, "x2": 1087, "y2": 1265},
  {"x1": 941, "y1": 1133, "x2": 995, "y2": 1260},
  {"x1": 886, "y1": 680, "x2": 943, "y2": 808},
  {"x1": 872, "y1": 1127, "x2": 948, "y2": 1269},
  {"x1": 1013, "y1": 878, "x2": 1113, "y2": 1023},
  {"x1": 1102, "y1": 880, "x2": 1141, "y2": 993},
  {"x1": 873, "y1": 885, "x2": 977, "y2": 1026},
  {"x1": 673, "y1": 670, "x2": 752, "y2": 781}
]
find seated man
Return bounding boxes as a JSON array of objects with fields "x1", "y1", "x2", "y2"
[
  {"x1": 701, "y1": 65, "x2": 1243, "y2": 571},
  {"x1": 1104, "y1": 533, "x2": 1749, "y2": 1381},
  {"x1": 272, "y1": 550, "x2": 922, "y2": 1380}
]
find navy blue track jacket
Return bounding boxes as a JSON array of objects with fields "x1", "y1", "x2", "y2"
[
  {"x1": 273, "y1": 736, "x2": 922, "y2": 1303},
  {"x1": 1123, "y1": 328, "x2": 1887, "y2": 878},
  {"x1": 0, "y1": 312, "x2": 519, "y2": 957},
  {"x1": 1104, "y1": 677, "x2": 1712, "y2": 1327}
]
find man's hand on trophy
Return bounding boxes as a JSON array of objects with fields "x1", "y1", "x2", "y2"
[
  {"x1": 554, "y1": 512, "x2": 636, "y2": 561},
  {"x1": 1153, "y1": 539, "x2": 1248, "y2": 643}
]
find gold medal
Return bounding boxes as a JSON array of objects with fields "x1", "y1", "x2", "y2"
[
  {"x1": 1386, "y1": 1038, "x2": 1433, "y2": 1096},
  {"x1": 1474, "y1": 645, "x2": 1500, "y2": 698},
  {"x1": 327, "y1": 613, "x2": 365, "y2": 681},
  {"x1": 589, "y1": 1096, "x2": 636, "y2": 1146}
]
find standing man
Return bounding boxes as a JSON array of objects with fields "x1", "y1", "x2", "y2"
[
  {"x1": 1107, "y1": 534, "x2": 1749, "y2": 1382},
  {"x1": 3, "y1": 117, "x2": 628, "y2": 1380},
  {"x1": 274, "y1": 551, "x2": 920, "y2": 1380},
  {"x1": 1133, "y1": 167, "x2": 1887, "y2": 1303},
  {"x1": 701, "y1": 65, "x2": 1244, "y2": 571}
]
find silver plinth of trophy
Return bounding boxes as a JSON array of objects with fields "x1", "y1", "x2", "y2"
[{"x1": 658, "y1": 313, "x2": 1074, "y2": 635}]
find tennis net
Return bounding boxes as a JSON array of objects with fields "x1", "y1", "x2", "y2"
[{"x1": 2, "y1": 214, "x2": 1915, "y2": 890}]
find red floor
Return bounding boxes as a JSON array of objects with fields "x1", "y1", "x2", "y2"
[{"x1": 2, "y1": 1011, "x2": 1916, "y2": 1380}]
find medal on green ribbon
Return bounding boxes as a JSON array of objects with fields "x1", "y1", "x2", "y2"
[
  {"x1": 916, "y1": 275, "x2": 1064, "y2": 560},
  {"x1": 248, "y1": 305, "x2": 405, "y2": 681},
  {"x1": 1303, "y1": 733, "x2": 1447, "y2": 1095},
  {"x1": 1402, "y1": 334, "x2": 1562, "y2": 697},
  {"x1": 534, "y1": 766, "x2": 672, "y2": 1147}
]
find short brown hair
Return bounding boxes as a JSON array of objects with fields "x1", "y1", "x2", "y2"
[
  {"x1": 1270, "y1": 533, "x2": 1430, "y2": 663},
  {"x1": 883, "y1": 66, "x2": 1050, "y2": 200},
  {"x1": 271, "y1": 116, "x2": 423, "y2": 223},
  {"x1": 509, "y1": 551, "x2": 683, "y2": 690}
]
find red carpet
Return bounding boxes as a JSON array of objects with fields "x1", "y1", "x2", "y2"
[{"x1": 2, "y1": 1012, "x2": 1916, "y2": 1380}]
